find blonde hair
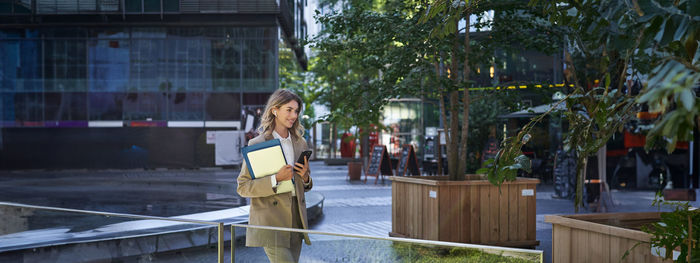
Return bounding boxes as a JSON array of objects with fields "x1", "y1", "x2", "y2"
[{"x1": 258, "y1": 89, "x2": 305, "y2": 140}]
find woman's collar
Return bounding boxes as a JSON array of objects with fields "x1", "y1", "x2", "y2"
[{"x1": 272, "y1": 130, "x2": 291, "y2": 141}]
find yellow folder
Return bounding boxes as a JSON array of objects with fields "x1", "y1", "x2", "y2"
[{"x1": 242, "y1": 139, "x2": 293, "y2": 194}]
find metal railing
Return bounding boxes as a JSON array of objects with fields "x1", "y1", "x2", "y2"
[
  {"x1": 0, "y1": 201, "x2": 544, "y2": 262},
  {"x1": 0, "y1": 201, "x2": 226, "y2": 263},
  {"x1": 230, "y1": 224, "x2": 544, "y2": 263}
]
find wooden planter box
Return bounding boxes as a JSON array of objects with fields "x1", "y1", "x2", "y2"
[
  {"x1": 546, "y1": 212, "x2": 673, "y2": 263},
  {"x1": 347, "y1": 161, "x2": 362, "y2": 180},
  {"x1": 389, "y1": 175, "x2": 540, "y2": 248}
]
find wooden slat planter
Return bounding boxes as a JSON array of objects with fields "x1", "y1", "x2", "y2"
[
  {"x1": 546, "y1": 212, "x2": 672, "y2": 263},
  {"x1": 389, "y1": 175, "x2": 539, "y2": 248}
]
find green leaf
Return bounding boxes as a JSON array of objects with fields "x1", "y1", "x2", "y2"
[
  {"x1": 674, "y1": 17, "x2": 690, "y2": 42},
  {"x1": 679, "y1": 88, "x2": 695, "y2": 111},
  {"x1": 514, "y1": 155, "x2": 532, "y2": 173},
  {"x1": 475, "y1": 167, "x2": 489, "y2": 174}
]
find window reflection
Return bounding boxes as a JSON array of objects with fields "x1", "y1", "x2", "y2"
[
  {"x1": 243, "y1": 37, "x2": 275, "y2": 91},
  {"x1": 169, "y1": 92, "x2": 204, "y2": 121},
  {"x1": 123, "y1": 92, "x2": 167, "y2": 120},
  {"x1": 88, "y1": 93, "x2": 125, "y2": 120},
  {"x1": 211, "y1": 39, "x2": 240, "y2": 92},
  {"x1": 1, "y1": 92, "x2": 43, "y2": 122},
  {"x1": 383, "y1": 100, "x2": 423, "y2": 157},
  {"x1": 0, "y1": 39, "x2": 43, "y2": 92},
  {"x1": 0, "y1": 26, "x2": 276, "y2": 124},
  {"x1": 45, "y1": 92, "x2": 87, "y2": 121},
  {"x1": 44, "y1": 39, "x2": 88, "y2": 92},
  {"x1": 88, "y1": 39, "x2": 129, "y2": 92},
  {"x1": 205, "y1": 93, "x2": 240, "y2": 121}
]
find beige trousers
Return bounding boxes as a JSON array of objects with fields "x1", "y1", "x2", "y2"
[{"x1": 263, "y1": 197, "x2": 303, "y2": 263}]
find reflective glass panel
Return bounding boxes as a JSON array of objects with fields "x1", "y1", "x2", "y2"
[
  {"x1": 1, "y1": 92, "x2": 43, "y2": 122},
  {"x1": 88, "y1": 92, "x2": 125, "y2": 120},
  {"x1": 205, "y1": 93, "x2": 240, "y2": 121},
  {"x1": 44, "y1": 92, "x2": 88, "y2": 121},
  {"x1": 88, "y1": 39, "x2": 129, "y2": 92},
  {"x1": 210, "y1": 39, "x2": 240, "y2": 92},
  {"x1": 44, "y1": 39, "x2": 88, "y2": 92},
  {"x1": 169, "y1": 92, "x2": 204, "y2": 121},
  {"x1": 130, "y1": 39, "x2": 168, "y2": 92},
  {"x1": 0, "y1": 39, "x2": 43, "y2": 92},
  {"x1": 123, "y1": 92, "x2": 167, "y2": 120}
]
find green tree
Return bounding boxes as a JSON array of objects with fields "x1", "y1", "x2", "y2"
[
  {"x1": 313, "y1": 0, "x2": 559, "y2": 179},
  {"x1": 490, "y1": 0, "x2": 698, "y2": 214},
  {"x1": 279, "y1": 44, "x2": 324, "y2": 132}
]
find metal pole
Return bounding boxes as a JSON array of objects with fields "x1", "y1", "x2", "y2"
[
  {"x1": 231, "y1": 225, "x2": 236, "y2": 263},
  {"x1": 693, "y1": 116, "x2": 699, "y2": 188},
  {"x1": 218, "y1": 222, "x2": 224, "y2": 263}
]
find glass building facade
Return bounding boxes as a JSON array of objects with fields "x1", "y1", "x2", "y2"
[
  {"x1": 1, "y1": 27, "x2": 277, "y2": 126},
  {"x1": 0, "y1": 0, "x2": 307, "y2": 169}
]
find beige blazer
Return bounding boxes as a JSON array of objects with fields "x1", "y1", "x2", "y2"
[{"x1": 236, "y1": 133, "x2": 312, "y2": 248}]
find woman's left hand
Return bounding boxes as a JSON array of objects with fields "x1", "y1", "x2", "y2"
[{"x1": 294, "y1": 156, "x2": 310, "y2": 183}]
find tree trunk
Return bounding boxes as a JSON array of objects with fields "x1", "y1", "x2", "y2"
[
  {"x1": 459, "y1": 9, "x2": 471, "y2": 177},
  {"x1": 436, "y1": 60, "x2": 447, "y2": 176},
  {"x1": 448, "y1": 26, "x2": 463, "y2": 181},
  {"x1": 575, "y1": 156, "x2": 587, "y2": 213}
]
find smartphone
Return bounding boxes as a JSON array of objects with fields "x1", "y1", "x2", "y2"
[{"x1": 296, "y1": 150, "x2": 313, "y2": 165}]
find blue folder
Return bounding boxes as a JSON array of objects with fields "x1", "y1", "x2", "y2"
[{"x1": 241, "y1": 139, "x2": 288, "y2": 179}]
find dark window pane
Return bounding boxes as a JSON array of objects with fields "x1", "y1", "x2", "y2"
[
  {"x1": 242, "y1": 93, "x2": 270, "y2": 106},
  {"x1": 88, "y1": 39, "x2": 129, "y2": 92},
  {"x1": 242, "y1": 37, "x2": 275, "y2": 91},
  {"x1": 1, "y1": 93, "x2": 15, "y2": 121},
  {"x1": 163, "y1": 0, "x2": 178, "y2": 12},
  {"x1": 0, "y1": 2, "x2": 11, "y2": 14},
  {"x1": 130, "y1": 39, "x2": 167, "y2": 92},
  {"x1": 44, "y1": 39, "x2": 87, "y2": 92},
  {"x1": 131, "y1": 27, "x2": 166, "y2": 38},
  {"x1": 88, "y1": 28, "x2": 128, "y2": 39},
  {"x1": 168, "y1": 27, "x2": 203, "y2": 38},
  {"x1": 125, "y1": 0, "x2": 141, "y2": 12},
  {"x1": 169, "y1": 92, "x2": 204, "y2": 120},
  {"x1": 211, "y1": 39, "x2": 240, "y2": 92},
  {"x1": 88, "y1": 92, "x2": 124, "y2": 120},
  {"x1": 0, "y1": 40, "x2": 42, "y2": 92},
  {"x1": 2, "y1": 92, "x2": 43, "y2": 122},
  {"x1": 205, "y1": 93, "x2": 240, "y2": 121},
  {"x1": 40, "y1": 28, "x2": 87, "y2": 38},
  {"x1": 225, "y1": 28, "x2": 243, "y2": 39},
  {"x1": 143, "y1": 0, "x2": 159, "y2": 12},
  {"x1": 169, "y1": 39, "x2": 209, "y2": 92},
  {"x1": 14, "y1": 3, "x2": 31, "y2": 13},
  {"x1": 123, "y1": 92, "x2": 167, "y2": 120},
  {"x1": 203, "y1": 28, "x2": 224, "y2": 38},
  {"x1": 497, "y1": 50, "x2": 555, "y2": 84},
  {"x1": 44, "y1": 92, "x2": 87, "y2": 121}
]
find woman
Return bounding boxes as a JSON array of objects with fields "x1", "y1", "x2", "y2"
[{"x1": 237, "y1": 89, "x2": 312, "y2": 263}]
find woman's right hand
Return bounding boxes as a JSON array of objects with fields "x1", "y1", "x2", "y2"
[{"x1": 275, "y1": 165, "x2": 293, "y2": 182}]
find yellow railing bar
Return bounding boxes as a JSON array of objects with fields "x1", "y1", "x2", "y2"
[
  {"x1": 217, "y1": 222, "x2": 224, "y2": 263},
  {"x1": 231, "y1": 226, "x2": 235, "y2": 263}
]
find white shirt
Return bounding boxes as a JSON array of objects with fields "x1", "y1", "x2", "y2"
[{"x1": 270, "y1": 130, "x2": 310, "y2": 196}]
